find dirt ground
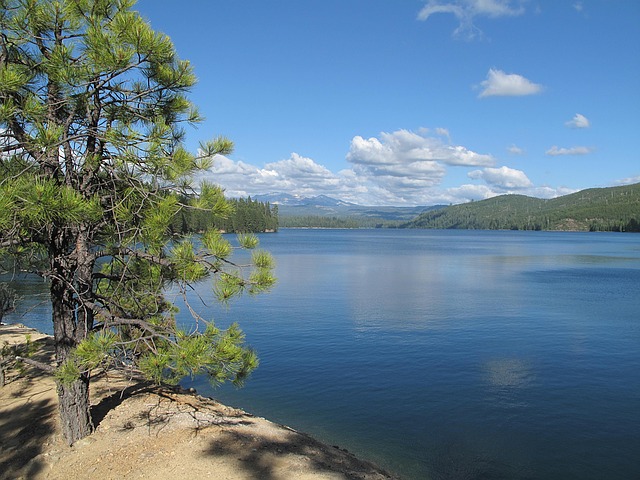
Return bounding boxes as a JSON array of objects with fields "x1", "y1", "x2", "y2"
[{"x1": 0, "y1": 324, "x2": 397, "y2": 480}]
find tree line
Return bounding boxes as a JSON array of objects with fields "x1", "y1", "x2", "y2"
[
  {"x1": 171, "y1": 197, "x2": 279, "y2": 233},
  {"x1": 278, "y1": 215, "x2": 399, "y2": 229}
]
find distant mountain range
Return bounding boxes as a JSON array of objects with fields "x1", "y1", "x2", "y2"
[
  {"x1": 253, "y1": 193, "x2": 356, "y2": 208},
  {"x1": 401, "y1": 183, "x2": 640, "y2": 232},
  {"x1": 253, "y1": 193, "x2": 443, "y2": 222},
  {"x1": 252, "y1": 183, "x2": 640, "y2": 231}
]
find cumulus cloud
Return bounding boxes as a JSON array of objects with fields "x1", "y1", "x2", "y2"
[
  {"x1": 468, "y1": 166, "x2": 533, "y2": 189},
  {"x1": 343, "y1": 129, "x2": 503, "y2": 204},
  {"x1": 347, "y1": 129, "x2": 494, "y2": 168},
  {"x1": 546, "y1": 145, "x2": 594, "y2": 156},
  {"x1": 195, "y1": 129, "x2": 501, "y2": 206},
  {"x1": 478, "y1": 69, "x2": 543, "y2": 97},
  {"x1": 565, "y1": 113, "x2": 590, "y2": 128},
  {"x1": 265, "y1": 153, "x2": 335, "y2": 182},
  {"x1": 440, "y1": 184, "x2": 498, "y2": 202},
  {"x1": 417, "y1": 0, "x2": 525, "y2": 39},
  {"x1": 196, "y1": 129, "x2": 576, "y2": 207},
  {"x1": 428, "y1": 182, "x2": 573, "y2": 204},
  {"x1": 528, "y1": 185, "x2": 576, "y2": 198},
  {"x1": 201, "y1": 152, "x2": 575, "y2": 206},
  {"x1": 196, "y1": 153, "x2": 342, "y2": 199}
]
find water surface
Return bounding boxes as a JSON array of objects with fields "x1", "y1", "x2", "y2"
[{"x1": 6, "y1": 230, "x2": 640, "y2": 479}]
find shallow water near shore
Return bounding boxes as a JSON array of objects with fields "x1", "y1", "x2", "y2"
[{"x1": 6, "y1": 229, "x2": 640, "y2": 479}]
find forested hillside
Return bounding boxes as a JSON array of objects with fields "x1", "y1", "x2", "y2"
[
  {"x1": 402, "y1": 183, "x2": 640, "y2": 232},
  {"x1": 171, "y1": 197, "x2": 278, "y2": 233}
]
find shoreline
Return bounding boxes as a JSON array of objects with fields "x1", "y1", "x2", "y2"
[{"x1": 0, "y1": 323, "x2": 398, "y2": 480}]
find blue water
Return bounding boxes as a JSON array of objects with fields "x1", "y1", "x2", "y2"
[{"x1": 5, "y1": 230, "x2": 640, "y2": 479}]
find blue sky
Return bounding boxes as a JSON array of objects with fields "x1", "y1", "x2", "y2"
[{"x1": 135, "y1": 0, "x2": 640, "y2": 206}]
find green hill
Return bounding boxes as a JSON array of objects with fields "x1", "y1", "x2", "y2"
[{"x1": 402, "y1": 183, "x2": 640, "y2": 232}]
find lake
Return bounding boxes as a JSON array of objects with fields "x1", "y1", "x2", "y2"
[{"x1": 5, "y1": 229, "x2": 640, "y2": 479}]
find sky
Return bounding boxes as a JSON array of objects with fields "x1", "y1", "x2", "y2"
[{"x1": 135, "y1": 0, "x2": 640, "y2": 206}]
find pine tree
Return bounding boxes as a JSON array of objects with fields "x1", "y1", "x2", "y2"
[
  {"x1": 0, "y1": 0, "x2": 275, "y2": 444},
  {"x1": 0, "y1": 283, "x2": 16, "y2": 323}
]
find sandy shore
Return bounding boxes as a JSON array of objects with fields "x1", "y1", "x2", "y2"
[{"x1": 0, "y1": 323, "x2": 397, "y2": 480}]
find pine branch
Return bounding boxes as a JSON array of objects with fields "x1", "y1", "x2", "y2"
[
  {"x1": 83, "y1": 301, "x2": 172, "y2": 342},
  {"x1": 118, "y1": 247, "x2": 172, "y2": 267}
]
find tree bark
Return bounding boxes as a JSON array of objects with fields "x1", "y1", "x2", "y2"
[
  {"x1": 56, "y1": 375, "x2": 93, "y2": 445},
  {"x1": 50, "y1": 237, "x2": 95, "y2": 444}
]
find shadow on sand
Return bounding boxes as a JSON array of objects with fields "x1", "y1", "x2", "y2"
[
  {"x1": 202, "y1": 414, "x2": 395, "y2": 480},
  {"x1": 0, "y1": 336, "x2": 57, "y2": 480}
]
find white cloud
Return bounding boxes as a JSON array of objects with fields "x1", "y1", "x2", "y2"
[
  {"x1": 197, "y1": 153, "x2": 342, "y2": 199},
  {"x1": 528, "y1": 185, "x2": 577, "y2": 198},
  {"x1": 478, "y1": 69, "x2": 543, "y2": 97},
  {"x1": 436, "y1": 183, "x2": 575, "y2": 204},
  {"x1": 197, "y1": 129, "x2": 497, "y2": 206},
  {"x1": 507, "y1": 144, "x2": 524, "y2": 155},
  {"x1": 347, "y1": 129, "x2": 494, "y2": 168},
  {"x1": 343, "y1": 129, "x2": 498, "y2": 204},
  {"x1": 264, "y1": 153, "x2": 335, "y2": 181},
  {"x1": 417, "y1": 0, "x2": 525, "y2": 39},
  {"x1": 565, "y1": 113, "x2": 590, "y2": 128},
  {"x1": 440, "y1": 184, "x2": 498, "y2": 202},
  {"x1": 468, "y1": 166, "x2": 533, "y2": 189},
  {"x1": 195, "y1": 129, "x2": 578, "y2": 207},
  {"x1": 201, "y1": 152, "x2": 576, "y2": 206},
  {"x1": 546, "y1": 145, "x2": 594, "y2": 156},
  {"x1": 435, "y1": 127, "x2": 451, "y2": 141},
  {"x1": 614, "y1": 175, "x2": 640, "y2": 186},
  {"x1": 573, "y1": 2, "x2": 584, "y2": 13}
]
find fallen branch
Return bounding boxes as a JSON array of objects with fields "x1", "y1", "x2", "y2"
[{"x1": 15, "y1": 356, "x2": 56, "y2": 373}]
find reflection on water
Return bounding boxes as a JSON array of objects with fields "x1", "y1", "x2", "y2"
[{"x1": 484, "y1": 358, "x2": 534, "y2": 388}]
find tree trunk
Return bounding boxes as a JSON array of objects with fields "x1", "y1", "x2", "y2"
[
  {"x1": 51, "y1": 248, "x2": 94, "y2": 445},
  {"x1": 56, "y1": 375, "x2": 93, "y2": 445}
]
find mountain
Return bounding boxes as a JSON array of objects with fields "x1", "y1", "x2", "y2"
[
  {"x1": 307, "y1": 194, "x2": 356, "y2": 207},
  {"x1": 253, "y1": 193, "x2": 442, "y2": 223},
  {"x1": 401, "y1": 183, "x2": 640, "y2": 232},
  {"x1": 251, "y1": 193, "x2": 309, "y2": 206},
  {"x1": 253, "y1": 193, "x2": 357, "y2": 208}
]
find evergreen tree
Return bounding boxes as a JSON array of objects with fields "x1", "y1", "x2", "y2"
[
  {"x1": 0, "y1": 283, "x2": 16, "y2": 323},
  {"x1": 0, "y1": 0, "x2": 275, "y2": 444}
]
